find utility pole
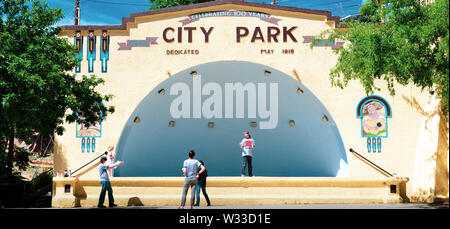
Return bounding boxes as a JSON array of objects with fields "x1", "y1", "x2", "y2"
[{"x1": 75, "y1": 0, "x2": 80, "y2": 25}]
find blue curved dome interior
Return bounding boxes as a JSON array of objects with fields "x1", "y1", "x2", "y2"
[{"x1": 115, "y1": 61, "x2": 348, "y2": 177}]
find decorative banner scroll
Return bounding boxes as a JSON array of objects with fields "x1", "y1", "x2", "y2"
[
  {"x1": 179, "y1": 10, "x2": 282, "y2": 26},
  {"x1": 117, "y1": 37, "x2": 159, "y2": 51},
  {"x1": 302, "y1": 36, "x2": 344, "y2": 49},
  {"x1": 302, "y1": 36, "x2": 313, "y2": 43}
]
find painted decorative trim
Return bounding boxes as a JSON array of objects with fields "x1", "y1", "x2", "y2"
[
  {"x1": 86, "y1": 138, "x2": 91, "y2": 153},
  {"x1": 356, "y1": 95, "x2": 392, "y2": 118},
  {"x1": 302, "y1": 36, "x2": 344, "y2": 49},
  {"x1": 74, "y1": 31, "x2": 83, "y2": 73},
  {"x1": 87, "y1": 30, "x2": 96, "y2": 73},
  {"x1": 92, "y1": 138, "x2": 96, "y2": 152},
  {"x1": 76, "y1": 121, "x2": 102, "y2": 139},
  {"x1": 75, "y1": 103, "x2": 106, "y2": 139},
  {"x1": 356, "y1": 95, "x2": 392, "y2": 154},
  {"x1": 371, "y1": 137, "x2": 376, "y2": 153},
  {"x1": 81, "y1": 138, "x2": 85, "y2": 153},
  {"x1": 59, "y1": 0, "x2": 341, "y2": 31},
  {"x1": 377, "y1": 137, "x2": 381, "y2": 153},
  {"x1": 117, "y1": 37, "x2": 159, "y2": 51},
  {"x1": 100, "y1": 30, "x2": 110, "y2": 73}
]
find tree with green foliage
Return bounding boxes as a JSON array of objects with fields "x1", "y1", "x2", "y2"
[
  {"x1": 149, "y1": 0, "x2": 215, "y2": 10},
  {"x1": 0, "y1": 0, "x2": 115, "y2": 182},
  {"x1": 315, "y1": 0, "x2": 449, "y2": 115}
]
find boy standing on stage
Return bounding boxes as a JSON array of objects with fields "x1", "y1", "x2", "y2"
[{"x1": 240, "y1": 131, "x2": 255, "y2": 177}]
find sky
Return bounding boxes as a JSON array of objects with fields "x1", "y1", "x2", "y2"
[{"x1": 45, "y1": 0, "x2": 363, "y2": 26}]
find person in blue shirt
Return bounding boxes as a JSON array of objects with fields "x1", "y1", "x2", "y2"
[
  {"x1": 97, "y1": 156, "x2": 124, "y2": 208},
  {"x1": 179, "y1": 149, "x2": 205, "y2": 209}
]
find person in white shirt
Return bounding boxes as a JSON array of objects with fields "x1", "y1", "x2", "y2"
[{"x1": 240, "y1": 131, "x2": 255, "y2": 177}]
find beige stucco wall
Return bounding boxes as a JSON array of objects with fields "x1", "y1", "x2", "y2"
[{"x1": 54, "y1": 4, "x2": 447, "y2": 201}]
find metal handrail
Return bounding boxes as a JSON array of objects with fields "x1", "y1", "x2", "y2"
[
  {"x1": 349, "y1": 148, "x2": 393, "y2": 177},
  {"x1": 71, "y1": 152, "x2": 107, "y2": 175}
]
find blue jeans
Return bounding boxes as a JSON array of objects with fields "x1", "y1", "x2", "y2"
[
  {"x1": 98, "y1": 180, "x2": 114, "y2": 207},
  {"x1": 241, "y1": 156, "x2": 253, "y2": 176},
  {"x1": 195, "y1": 182, "x2": 211, "y2": 206}
]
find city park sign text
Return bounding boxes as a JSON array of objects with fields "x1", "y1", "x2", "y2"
[
  {"x1": 162, "y1": 26, "x2": 298, "y2": 43},
  {"x1": 120, "y1": 11, "x2": 298, "y2": 48},
  {"x1": 162, "y1": 10, "x2": 298, "y2": 44},
  {"x1": 119, "y1": 10, "x2": 343, "y2": 54}
]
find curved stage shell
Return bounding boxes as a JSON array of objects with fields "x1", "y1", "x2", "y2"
[{"x1": 114, "y1": 61, "x2": 349, "y2": 177}]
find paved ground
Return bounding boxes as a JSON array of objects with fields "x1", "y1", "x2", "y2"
[
  {"x1": 138, "y1": 203, "x2": 450, "y2": 209},
  {"x1": 9, "y1": 203, "x2": 448, "y2": 209}
]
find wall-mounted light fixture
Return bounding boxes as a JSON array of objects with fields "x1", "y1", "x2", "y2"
[
  {"x1": 208, "y1": 122, "x2": 214, "y2": 128},
  {"x1": 289, "y1": 120, "x2": 296, "y2": 127}
]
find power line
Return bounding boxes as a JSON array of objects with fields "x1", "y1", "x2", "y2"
[
  {"x1": 85, "y1": 0, "x2": 152, "y2": 6},
  {"x1": 57, "y1": 0, "x2": 85, "y2": 25},
  {"x1": 323, "y1": 3, "x2": 361, "y2": 11},
  {"x1": 59, "y1": 7, "x2": 76, "y2": 25},
  {"x1": 85, "y1": 0, "x2": 360, "y2": 11},
  {"x1": 302, "y1": 0, "x2": 358, "y2": 8},
  {"x1": 83, "y1": 0, "x2": 360, "y2": 10},
  {"x1": 269, "y1": 0, "x2": 361, "y2": 15},
  {"x1": 271, "y1": 0, "x2": 357, "y2": 7}
]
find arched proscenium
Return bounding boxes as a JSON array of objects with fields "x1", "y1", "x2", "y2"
[{"x1": 115, "y1": 61, "x2": 349, "y2": 177}]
